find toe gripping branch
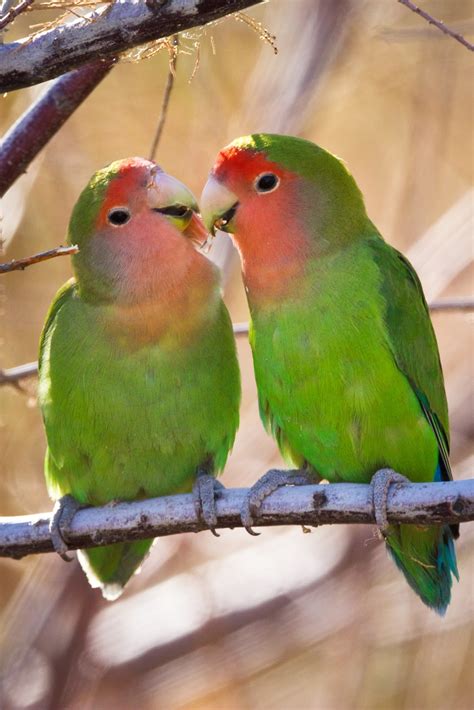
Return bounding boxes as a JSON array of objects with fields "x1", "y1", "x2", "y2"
[
  {"x1": 49, "y1": 494, "x2": 84, "y2": 561},
  {"x1": 241, "y1": 468, "x2": 314, "y2": 536},
  {"x1": 192, "y1": 469, "x2": 226, "y2": 537},
  {"x1": 371, "y1": 468, "x2": 411, "y2": 537}
]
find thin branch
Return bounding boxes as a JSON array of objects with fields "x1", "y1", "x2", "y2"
[
  {"x1": 0, "y1": 0, "x2": 264, "y2": 92},
  {"x1": 0, "y1": 360, "x2": 37, "y2": 385},
  {"x1": 149, "y1": 35, "x2": 179, "y2": 161},
  {"x1": 398, "y1": 0, "x2": 474, "y2": 52},
  {"x1": 1, "y1": 479, "x2": 472, "y2": 559},
  {"x1": 0, "y1": 244, "x2": 78, "y2": 273},
  {"x1": 0, "y1": 58, "x2": 115, "y2": 197},
  {"x1": 1, "y1": 296, "x2": 473, "y2": 385},
  {"x1": 0, "y1": 0, "x2": 34, "y2": 32},
  {"x1": 428, "y1": 298, "x2": 474, "y2": 312},
  {"x1": 232, "y1": 299, "x2": 474, "y2": 336}
]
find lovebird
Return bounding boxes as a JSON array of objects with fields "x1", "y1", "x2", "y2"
[
  {"x1": 201, "y1": 134, "x2": 459, "y2": 614},
  {"x1": 38, "y1": 157, "x2": 240, "y2": 600}
]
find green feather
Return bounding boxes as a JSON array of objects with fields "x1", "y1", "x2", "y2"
[
  {"x1": 39, "y1": 163, "x2": 240, "y2": 598},
  {"x1": 237, "y1": 134, "x2": 458, "y2": 612},
  {"x1": 39, "y1": 285, "x2": 240, "y2": 595}
]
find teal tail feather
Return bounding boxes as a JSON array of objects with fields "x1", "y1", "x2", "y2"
[
  {"x1": 77, "y1": 539, "x2": 154, "y2": 600},
  {"x1": 386, "y1": 523, "x2": 459, "y2": 615}
]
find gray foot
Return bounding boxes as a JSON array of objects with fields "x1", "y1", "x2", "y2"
[
  {"x1": 241, "y1": 468, "x2": 313, "y2": 536},
  {"x1": 193, "y1": 470, "x2": 225, "y2": 537},
  {"x1": 371, "y1": 468, "x2": 410, "y2": 537},
  {"x1": 49, "y1": 494, "x2": 83, "y2": 561}
]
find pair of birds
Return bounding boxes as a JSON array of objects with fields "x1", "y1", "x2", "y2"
[{"x1": 38, "y1": 134, "x2": 459, "y2": 613}]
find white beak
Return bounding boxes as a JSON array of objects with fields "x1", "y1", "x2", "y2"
[
  {"x1": 148, "y1": 169, "x2": 199, "y2": 212},
  {"x1": 200, "y1": 175, "x2": 239, "y2": 234}
]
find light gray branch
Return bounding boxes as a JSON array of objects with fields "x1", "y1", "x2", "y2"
[
  {"x1": 0, "y1": 0, "x2": 263, "y2": 92},
  {"x1": 0, "y1": 245, "x2": 78, "y2": 273},
  {"x1": 398, "y1": 0, "x2": 474, "y2": 52},
  {"x1": 1, "y1": 480, "x2": 472, "y2": 559},
  {"x1": 1, "y1": 298, "x2": 472, "y2": 386}
]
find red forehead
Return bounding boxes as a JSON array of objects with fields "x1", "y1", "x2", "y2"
[
  {"x1": 213, "y1": 146, "x2": 291, "y2": 184},
  {"x1": 97, "y1": 158, "x2": 156, "y2": 227}
]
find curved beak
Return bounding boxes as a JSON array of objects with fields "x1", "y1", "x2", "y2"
[
  {"x1": 200, "y1": 175, "x2": 239, "y2": 236},
  {"x1": 148, "y1": 169, "x2": 208, "y2": 246},
  {"x1": 148, "y1": 169, "x2": 198, "y2": 213}
]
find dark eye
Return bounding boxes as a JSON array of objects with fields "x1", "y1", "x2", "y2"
[
  {"x1": 108, "y1": 208, "x2": 131, "y2": 226},
  {"x1": 255, "y1": 173, "x2": 280, "y2": 193}
]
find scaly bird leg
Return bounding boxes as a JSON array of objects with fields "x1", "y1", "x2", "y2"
[
  {"x1": 192, "y1": 468, "x2": 226, "y2": 537},
  {"x1": 49, "y1": 494, "x2": 84, "y2": 561},
  {"x1": 241, "y1": 468, "x2": 314, "y2": 536},
  {"x1": 371, "y1": 468, "x2": 411, "y2": 538}
]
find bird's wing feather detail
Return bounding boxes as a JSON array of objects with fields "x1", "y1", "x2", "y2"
[{"x1": 369, "y1": 239, "x2": 451, "y2": 481}]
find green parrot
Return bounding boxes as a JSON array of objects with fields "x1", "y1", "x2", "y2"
[
  {"x1": 201, "y1": 134, "x2": 459, "y2": 614},
  {"x1": 38, "y1": 157, "x2": 240, "y2": 600}
]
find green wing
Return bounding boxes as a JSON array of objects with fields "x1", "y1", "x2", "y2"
[
  {"x1": 38, "y1": 278, "x2": 77, "y2": 372},
  {"x1": 370, "y1": 238, "x2": 451, "y2": 481}
]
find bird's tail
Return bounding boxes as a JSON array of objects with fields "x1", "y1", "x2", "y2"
[
  {"x1": 77, "y1": 539, "x2": 154, "y2": 601},
  {"x1": 386, "y1": 523, "x2": 459, "y2": 615}
]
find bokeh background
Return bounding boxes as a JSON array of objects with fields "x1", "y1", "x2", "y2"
[{"x1": 0, "y1": 1, "x2": 473, "y2": 708}]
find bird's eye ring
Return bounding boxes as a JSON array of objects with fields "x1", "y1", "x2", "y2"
[
  {"x1": 108, "y1": 208, "x2": 131, "y2": 226},
  {"x1": 254, "y1": 172, "x2": 280, "y2": 194}
]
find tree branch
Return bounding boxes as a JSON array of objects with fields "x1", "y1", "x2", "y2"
[
  {"x1": 428, "y1": 298, "x2": 474, "y2": 312},
  {"x1": 398, "y1": 0, "x2": 474, "y2": 52},
  {"x1": 1, "y1": 479, "x2": 472, "y2": 559},
  {"x1": 0, "y1": 244, "x2": 78, "y2": 273},
  {"x1": 0, "y1": 0, "x2": 34, "y2": 33},
  {"x1": 0, "y1": 58, "x2": 115, "y2": 197},
  {"x1": 0, "y1": 298, "x2": 472, "y2": 386},
  {"x1": 0, "y1": 0, "x2": 264, "y2": 93},
  {"x1": 0, "y1": 360, "x2": 37, "y2": 385}
]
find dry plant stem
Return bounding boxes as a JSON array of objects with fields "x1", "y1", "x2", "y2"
[
  {"x1": 0, "y1": 59, "x2": 115, "y2": 197},
  {"x1": 0, "y1": 244, "x2": 78, "y2": 273},
  {"x1": 398, "y1": 0, "x2": 474, "y2": 52},
  {"x1": 0, "y1": 297, "x2": 473, "y2": 386},
  {"x1": 0, "y1": 0, "x2": 265, "y2": 92},
  {"x1": 0, "y1": 0, "x2": 34, "y2": 32},
  {"x1": 149, "y1": 35, "x2": 179, "y2": 162},
  {"x1": 0, "y1": 479, "x2": 472, "y2": 559}
]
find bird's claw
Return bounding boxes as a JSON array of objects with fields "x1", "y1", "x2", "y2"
[
  {"x1": 371, "y1": 468, "x2": 411, "y2": 537},
  {"x1": 193, "y1": 472, "x2": 225, "y2": 537},
  {"x1": 49, "y1": 494, "x2": 83, "y2": 561},
  {"x1": 241, "y1": 468, "x2": 313, "y2": 535}
]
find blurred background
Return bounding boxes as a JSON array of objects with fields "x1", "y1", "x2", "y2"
[{"x1": 0, "y1": 0, "x2": 473, "y2": 708}]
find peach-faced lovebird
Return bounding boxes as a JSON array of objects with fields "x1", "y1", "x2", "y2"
[
  {"x1": 39, "y1": 158, "x2": 240, "y2": 600},
  {"x1": 201, "y1": 134, "x2": 458, "y2": 614}
]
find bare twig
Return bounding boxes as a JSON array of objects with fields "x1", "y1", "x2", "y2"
[
  {"x1": 231, "y1": 299, "x2": 474, "y2": 336},
  {"x1": 0, "y1": 0, "x2": 34, "y2": 32},
  {"x1": 0, "y1": 59, "x2": 115, "y2": 197},
  {"x1": 1, "y1": 479, "x2": 472, "y2": 559},
  {"x1": 0, "y1": 360, "x2": 37, "y2": 384},
  {"x1": 0, "y1": 244, "x2": 78, "y2": 273},
  {"x1": 1, "y1": 296, "x2": 472, "y2": 386},
  {"x1": 398, "y1": 0, "x2": 474, "y2": 52},
  {"x1": 0, "y1": 0, "x2": 264, "y2": 92},
  {"x1": 149, "y1": 35, "x2": 179, "y2": 162},
  {"x1": 428, "y1": 298, "x2": 474, "y2": 312}
]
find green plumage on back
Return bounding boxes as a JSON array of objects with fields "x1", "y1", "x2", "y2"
[
  {"x1": 39, "y1": 159, "x2": 240, "y2": 599},
  {"x1": 202, "y1": 133, "x2": 458, "y2": 613}
]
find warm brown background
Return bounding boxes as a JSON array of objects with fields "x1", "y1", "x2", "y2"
[{"x1": 0, "y1": 1, "x2": 473, "y2": 708}]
